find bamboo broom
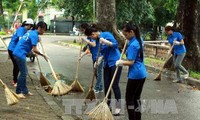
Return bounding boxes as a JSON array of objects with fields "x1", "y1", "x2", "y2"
[
  {"x1": 36, "y1": 56, "x2": 51, "y2": 87},
  {"x1": 0, "y1": 79, "x2": 19, "y2": 105},
  {"x1": 40, "y1": 41, "x2": 72, "y2": 96},
  {"x1": 70, "y1": 37, "x2": 85, "y2": 92},
  {"x1": 84, "y1": 43, "x2": 102, "y2": 103},
  {"x1": 154, "y1": 44, "x2": 174, "y2": 81},
  {"x1": 86, "y1": 40, "x2": 128, "y2": 120}
]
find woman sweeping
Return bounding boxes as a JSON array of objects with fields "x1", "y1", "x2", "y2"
[
  {"x1": 85, "y1": 25, "x2": 122, "y2": 115},
  {"x1": 165, "y1": 25, "x2": 189, "y2": 83},
  {"x1": 116, "y1": 23, "x2": 146, "y2": 120},
  {"x1": 8, "y1": 18, "x2": 34, "y2": 87},
  {"x1": 79, "y1": 23, "x2": 103, "y2": 93},
  {"x1": 13, "y1": 21, "x2": 48, "y2": 99}
]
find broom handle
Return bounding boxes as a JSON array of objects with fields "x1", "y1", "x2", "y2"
[
  {"x1": 104, "y1": 40, "x2": 128, "y2": 100},
  {"x1": 0, "y1": 37, "x2": 8, "y2": 48},
  {"x1": 40, "y1": 41, "x2": 58, "y2": 81},
  {"x1": 159, "y1": 44, "x2": 174, "y2": 72},
  {"x1": 36, "y1": 55, "x2": 42, "y2": 73},
  {"x1": 0, "y1": 79, "x2": 6, "y2": 88},
  {"x1": 91, "y1": 43, "x2": 102, "y2": 88},
  {"x1": 75, "y1": 36, "x2": 83, "y2": 79}
]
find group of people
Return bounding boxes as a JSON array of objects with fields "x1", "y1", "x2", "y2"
[
  {"x1": 7, "y1": 19, "x2": 188, "y2": 120},
  {"x1": 8, "y1": 18, "x2": 48, "y2": 99},
  {"x1": 78, "y1": 22, "x2": 189, "y2": 120},
  {"x1": 79, "y1": 22, "x2": 147, "y2": 120}
]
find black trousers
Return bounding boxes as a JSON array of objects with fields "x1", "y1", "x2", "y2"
[
  {"x1": 104, "y1": 64, "x2": 122, "y2": 108},
  {"x1": 8, "y1": 50, "x2": 19, "y2": 83},
  {"x1": 126, "y1": 78, "x2": 145, "y2": 120}
]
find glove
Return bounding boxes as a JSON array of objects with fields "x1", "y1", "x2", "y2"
[
  {"x1": 173, "y1": 40, "x2": 180, "y2": 45},
  {"x1": 81, "y1": 37, "x2": 90, "y2": 43},
  {"x1": 100, "y1": 38, "x2": 112, "y2": 46},
  {"x1": 115, "y1": 60, "x2": 124, "y2": 66}
]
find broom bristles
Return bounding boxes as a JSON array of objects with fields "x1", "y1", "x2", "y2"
[
  {"x1": 84, "y1": 88, "x2": 96, "y2": 103},
  {"x1": 40, "y1": 72, "x2": 51, "y2": 86},
  {"x1": 87, "y1": 101, "x2": 114, "y2": 120},
  {"x1": 5, "y1": 87, "x2": 19, "y2": 105},
  {"x1": 51, "y1": 80, "x2": 72, "y2": 96},
  {"x1": 70, "y1": 79, "x2": 84, "y2": 92},
  {"x1": 154, "y1": 73, "x2": 161, "y2": 81}
]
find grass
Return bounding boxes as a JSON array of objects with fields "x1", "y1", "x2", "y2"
[
  {"x1": 144, "y1": 57, "x2": 164, "y2": 65},
  {"x1": 189, "y1": 71, "x2": 200, "y2": 79}
]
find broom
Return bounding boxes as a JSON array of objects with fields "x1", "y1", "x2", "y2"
[
  {"x1": 154, "y1": 44, "x2": 174, "y2": 81},
  {"x1": 84, "y1": 43, "x2": 102, "y2": 103},
  {"x1": 40, "y1": 41, "x2": 72, "y2": 96},
  {"x1": 86, "y1": 40, "x2": 128, "y2": 120},
  {"x1": 36, "y1": 55, "x2": 51, "y2": 87},
  {"x1": 70, "y1": 37, "x2": 85, "y2": 92},
  {"x1": 0, "y1": 79, "x2": 19, "y2": 105},
  {"x1": 0, "y1": 37, "x2": 10, "y2": 60}
]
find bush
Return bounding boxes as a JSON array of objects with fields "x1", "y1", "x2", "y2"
[{"x1": 0, "y1": 31, "x2": 6, "y2": 35}]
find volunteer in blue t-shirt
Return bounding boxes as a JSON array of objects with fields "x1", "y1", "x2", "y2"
[
  {"x1": 79, "y1": 23, "x2": 103, "y2": 93},
  {"x1": 8, "y1": 18, "x2": 34, "y2": 87},
  {"x1": 85, "y1": 25, "x2": 122, "y2": 115},
  {"x1": 116, "y1": 23, "x2": 146, "y2": 120},
  {"x1": 13, "y1": 21, "x2": 48, "y2": 99},
  {"x1": 165, "y1": 26, "x2": 189, "y2": 83}
]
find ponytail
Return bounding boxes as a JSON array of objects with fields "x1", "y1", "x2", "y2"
[{"x1": 122, "y1": 23, "x2": 143, "y2": 61}]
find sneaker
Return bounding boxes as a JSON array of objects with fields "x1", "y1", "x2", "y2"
[
  {"x1": 94, "y1": 89, "x2": 99, "y2": 94},
  {"x1": 113, "y1": 108, "x2": 121, "y2": 116},
  {"x1": 172, "y1": 80, "x2": 182, "y2": 83},
  {"x1": 99, "y1": 89, "x2": 104, "y2": 93},
  {"x1": 17, "y1": 93, "x2": 26, "y2": 99},
  {"x1": 182, "y1": 73, "x2": 189, "y2": 79}
]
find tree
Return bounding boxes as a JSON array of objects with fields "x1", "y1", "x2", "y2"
[{"x1": 173, "y1": 0, "x2": 200, "y2": 71}]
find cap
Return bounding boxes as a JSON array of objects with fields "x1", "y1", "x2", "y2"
[
  {"x1": 25, "y1": 18, "x2": 34, "y2": 25},
  {"x1": 165, "y1": 22, "x2": 173, "y2": 27}
]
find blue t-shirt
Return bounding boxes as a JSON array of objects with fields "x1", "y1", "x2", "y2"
[
  {"x1": 8, "y1": 27, "x2": 26, "y2": 51},
  {"x1": 168, "y1": 32, "x2": 186, "y2": 55},
  {"x1": 13, "y1": 30, "x2": 39, "y2": 60},
  {"x1": 126, "y1": 37, "x2": 146, "y2": 79},
  {"x1": 87, "y1": 37, "x2": 100, "y2": 62},
  {"x1": 100, "y1": 32, "x2": 120, "y2": 67}
]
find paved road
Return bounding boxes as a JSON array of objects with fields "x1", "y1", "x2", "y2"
[{"x1": 3, "y1": 35, "x2": 200, "y2": 120}]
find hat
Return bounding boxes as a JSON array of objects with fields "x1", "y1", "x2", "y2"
[
  {"x1": 165, "y1": 22, "x2": 173, "y2": 27},
  {"x1": 25, "y1": 18, "x2": 34, "y2": 25}
]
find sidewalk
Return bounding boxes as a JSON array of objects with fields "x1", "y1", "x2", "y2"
[{"x1": 0, "y1": 60, "x2": 63, "y2": 120}]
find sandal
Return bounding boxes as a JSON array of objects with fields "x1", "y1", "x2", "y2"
[
  {"x1": 17, "y1": 93, "x2": 26, "y2": 99},
  {"x1": 24, "y1": 92, "x2": 33, "y2": 96}
]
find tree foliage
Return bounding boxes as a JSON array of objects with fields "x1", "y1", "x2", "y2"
[{"x1": 54, "y1": 0, "x2": 93, "y2": 21}]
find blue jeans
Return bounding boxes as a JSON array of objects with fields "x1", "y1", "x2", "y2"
[
  {"x1": 104, "y1": 64, "x2": 122, "y2": 108},
  {"x1": 173, "y1": 53, "x2": 188, "y2": 81},
  {"x1": 93, "y1": 60, "x2": 103, "y2": 91},
  {"x1": 14, "y1": 56, "x2": 28, "y2": 94}
]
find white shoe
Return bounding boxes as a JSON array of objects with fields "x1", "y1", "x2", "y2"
[
  {"x1": 113, "y1": 108, "x2": 121, "y2": 116},
  {"x1": 183, "y1": 73, "x2": 189, "y2": 79},
  {"x1": 172, "y1": 80, "x2": 182, "y2": 83},
  {"x1": 94, "y1": 89, "x2": 99, "y2": 94},
  {"x1": 99, "y1": 89, "x2": 104, "y2": 92}
]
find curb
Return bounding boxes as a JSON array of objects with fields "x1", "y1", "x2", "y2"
[
  {"x1": 146, "y1": 65, "x2": 200, "y2": 88},
  {"x1": 57, "y1": 41, "x2": 81, "y2": 49},
  {"x1": 28, "y1": 73, "x2": 75, "y2": 120}
]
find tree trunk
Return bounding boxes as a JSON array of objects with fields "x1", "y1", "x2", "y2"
[
  {"x1": 96, "y1": 0, "x2": 125, "y2": 50},
  {"x1": 166, "y1": 0, "x2": 200, "y2": 71},
  {"x1": 0, "y1": 0, "x2": 3, "y2": 15}
]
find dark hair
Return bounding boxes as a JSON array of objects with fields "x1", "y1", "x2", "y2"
[
  {"x1": 36, "y1": 21, "x2": 47, "y2": 31},
  {"x1": 80, "y1": 23, "x2": 89, "y2": 29},
  {"x1": 122, "y1": 22, "x2": 143, "y2": 61},
  {"x1": 165, "y1": 26, "x2": 175, "y2": 31},
  {"x1": 21, "y1": 21, "x2": 26, "y2": 27},
  {"x1": 84, "y1": 26, "x2": 98, "y2": 36}
]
